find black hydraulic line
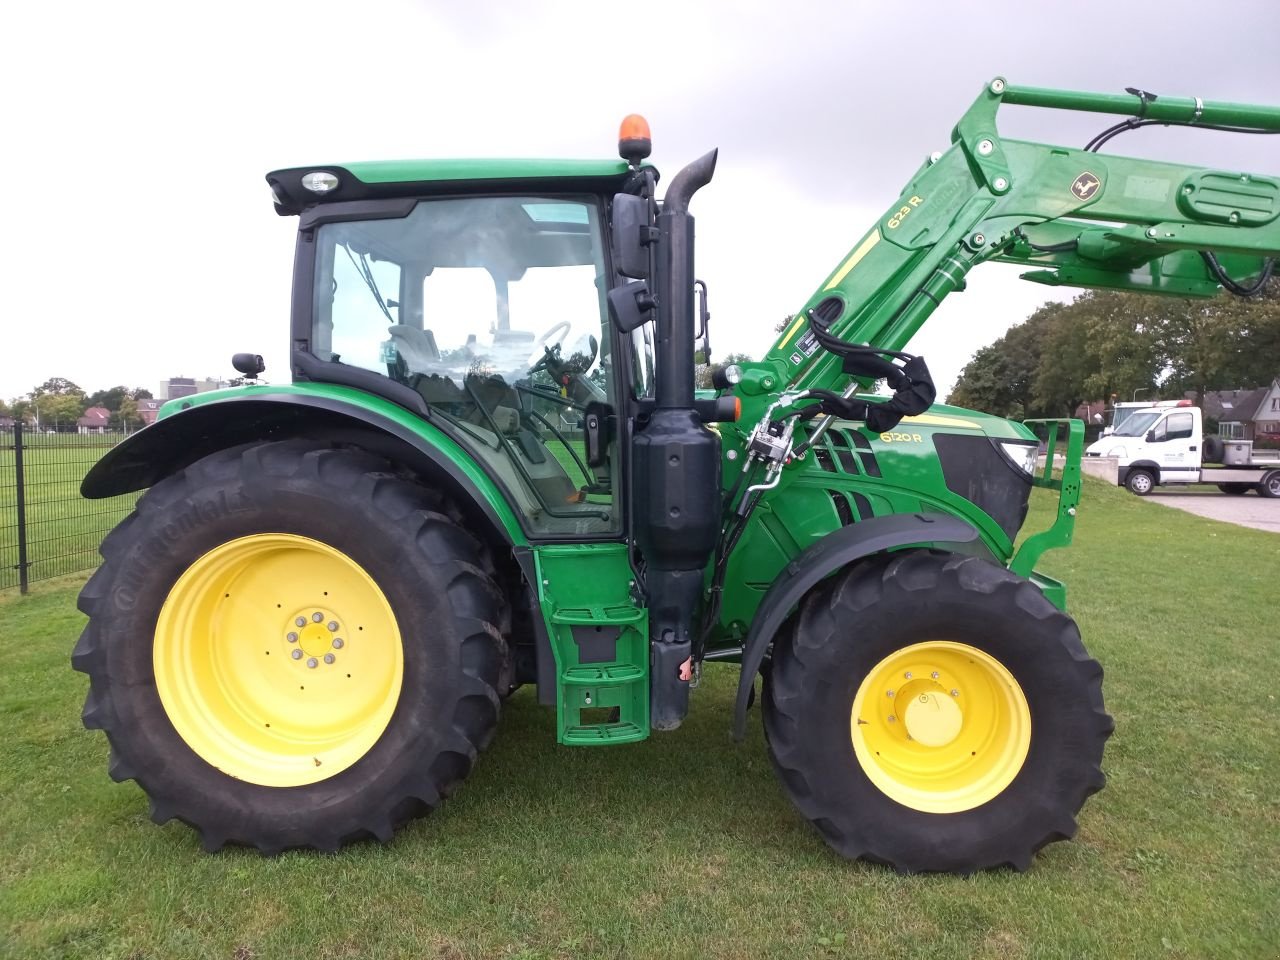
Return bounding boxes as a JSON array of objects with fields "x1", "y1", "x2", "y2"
[
  {"x1": 1200, "y1": 251, "x2": 1276, "y2": 297},
  {"x1": 1085, "y1": 117, "x2": 1280, "y2": 153},
  {"x1": 1012, "y1": 227, "x2": 1079, "y2": 254}
]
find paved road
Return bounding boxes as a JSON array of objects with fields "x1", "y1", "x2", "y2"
[{"x1": 1148, "y1": 490, "x2": 1280, "y2": 533}]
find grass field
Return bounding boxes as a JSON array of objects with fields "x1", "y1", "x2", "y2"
[{"x1": 1, "y1": 478, "x2": 1277, "y2": 959}]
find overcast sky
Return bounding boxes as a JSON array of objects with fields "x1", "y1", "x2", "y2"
[{"x1": 3, "y1": 0, "x2": 1278, "y2": 402}]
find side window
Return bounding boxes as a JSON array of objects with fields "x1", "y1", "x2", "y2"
[
  {"x1": 326, "y1": 252, "x2": 401, "y2": 368},
  {"x1": 312, "y1": 196, "x2": 620, "y2": 537},
  {"x1": 1164, "y1": 412, "x2": 1193, "y2": 441}
]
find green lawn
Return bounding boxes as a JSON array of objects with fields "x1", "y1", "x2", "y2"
[{"x1": 1, "y1": 478, "x2": 1277, "y2": 959}]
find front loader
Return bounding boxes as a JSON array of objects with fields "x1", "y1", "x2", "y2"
[{"x1": 76, "y1": 80, "x2": 1280, "y2": 872}]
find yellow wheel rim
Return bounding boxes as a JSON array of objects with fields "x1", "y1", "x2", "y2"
[
  {"x1": 154, "y1": 534, "x2": 404, "y2": 787},
  {"x1": 850, "y1": 641, "x2": 1030, "y2": 813}
]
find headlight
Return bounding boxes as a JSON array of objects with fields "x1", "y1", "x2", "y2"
[
  {"x1": 301, "y1": 171, "x2": 340, "y2": 194},
  {"x1": 998, "y1": 441, "x2": 1039, "y2": 476}
]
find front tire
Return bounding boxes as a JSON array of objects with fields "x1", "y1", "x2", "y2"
[
  {"x1": 1125, "y1": 468, "x2": 1155, "y2": 496},
  {"x1": 763, "y1": 551, "x2": 1112, "y2": 874},
  {"x1": 73, "y1": 440, "x2": 507, "y2": 853}
]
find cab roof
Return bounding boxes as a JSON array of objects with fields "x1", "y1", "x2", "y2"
[{"x1": 266, "y1": 158, "x2": 646, "y2": 216}]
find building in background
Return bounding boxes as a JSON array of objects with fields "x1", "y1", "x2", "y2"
[
  {"x1": 159, "y1": 377, "x2": 230, "y2": 400},
  {"x1": 77, "y1": 407, "x2": 111, "y2": 435}
]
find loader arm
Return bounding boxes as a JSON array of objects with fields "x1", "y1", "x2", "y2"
[{"x1": 765, "y1": 78, "x2": 1280, "y2": 395}]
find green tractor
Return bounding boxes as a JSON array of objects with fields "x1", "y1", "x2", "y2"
[{"x1": 76, "y1": 79, "x2": 1280, "y2": 872}]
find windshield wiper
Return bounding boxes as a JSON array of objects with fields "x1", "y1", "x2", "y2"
[{"x1": 341, "y1": 245, "x2": 395, "y2": 324}]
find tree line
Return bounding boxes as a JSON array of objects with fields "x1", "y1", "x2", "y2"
[
  {"x1": 945, "y1": 279, "x2": 1280, "y2": 418},
  {"x1": 0, "y1": 378, "x2": 154, "y2": 432}
]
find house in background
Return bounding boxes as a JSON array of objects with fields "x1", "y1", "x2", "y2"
[
  {"x1": 1202, "y1": 382, "x2": 1277, "y2": 440},
  {"x1": 136, "y1": 399, "x2": 162, "y2": 427},
  {"x1": 77, "y1": 407, "x2": 111, "y2": 435},
  {"x1": 1254, "y1": 378, "x2": 1280, "y2": 437}
]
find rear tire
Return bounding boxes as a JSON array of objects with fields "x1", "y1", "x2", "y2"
[
  {"x1": 73, "y1": 440, "x2": 507, "y2": 853},
  {"x1": 1217, "y1": 483, "x2": 1252, "y2": 495},
  {"x1": 1125, "y1": 468, "x2": 1155, "y2": 496},
  {"x1": 762, "y1": 551, "x2": 1112, "y2": 874},
  {"x1": 1258, "y1": 470, "x2": 1280, "y2": 499}
]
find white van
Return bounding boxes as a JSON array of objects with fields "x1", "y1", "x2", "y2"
[{"x1": 1086, "y1": 402, "x2": 1280, "y2": 497}]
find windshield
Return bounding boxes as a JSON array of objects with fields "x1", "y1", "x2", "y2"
[
  {"x1": 310, "y1": 195, "x2": 619, "y2": 535},
  {"x1": 1113, "y1": 411, "x2": 1161, "y2": 437}
]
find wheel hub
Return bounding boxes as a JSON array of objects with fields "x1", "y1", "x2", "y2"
[
  {"x1": 850, "y1": 640, "x2": 1031, "y2": 813},
  {"x1": 154, "y1": 534, "x2": 404, "y2": 787},
  {"x1": 288, "y1": 609, "x2": 345, "y2": 662},
  {"x1": 903, "y1": 690, "x2": 962, "y2": 747}
]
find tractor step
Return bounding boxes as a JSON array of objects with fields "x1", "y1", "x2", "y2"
[
  {"x1": 534, "y1": 543, "x2": 650, "y2": 745},
  {"x1": 562, "y1": 721, "x2": 646, "y2": 745}
]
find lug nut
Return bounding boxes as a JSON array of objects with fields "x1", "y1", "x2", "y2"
[
  {"x1": 931, "y1": 671, "x2": 939, "y2": 679},
  {"x1": 904, "y1": 672, "x2": 912, "y2": 680},
  {"x1": 333, "y1": 638, "x2": 344, "y2": 649},
  {"x1": 307, "y1": 657, "x2": 318, "y2": 669},
  {"x1": 312, "y1": 612, "x2": 324, "y2": 623},
  {"x1": 287, "y1": 632, "x2": 298, "y2": 643},
  {"x1": 291, "y1": 649, "x2": 303, "y2": 660},
  {"x1": 295, "y1": 616, "x2": 306, "y2": 627},
  {"x1": 327, "y1": 620, "x2": 339, "y2": 632},
  {"x1": 951, "y1": 689, "x2": 960, "y2": 697},
  {"x1": 886, "y1": 690, "x2": 895, "y2": 698},
  {"x1": 888, "y1": 715, "x2": 897, "y2": 723},
  {"x1": 324, "y1": 653, "x2": 335, "y2": 664}
]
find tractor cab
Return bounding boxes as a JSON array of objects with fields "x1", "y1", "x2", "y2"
[{"x1": 269, "y1": 161, "x2": 655, "y2": 537}]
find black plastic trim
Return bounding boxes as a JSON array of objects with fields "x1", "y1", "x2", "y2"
[
  {"x1": 80, "y1": 393, "x2": 515, "y2": 545},
  {"x1": 730, "y1": 513, "x2": 982, "y2": 741}
]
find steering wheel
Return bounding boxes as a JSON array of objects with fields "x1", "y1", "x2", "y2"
[{"x1": 528, "y1": 320, "x2": 572, "y2": 367}]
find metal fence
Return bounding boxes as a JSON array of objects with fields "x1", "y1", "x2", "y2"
[{"x1": 1, "y1": 424, "x2": 140, "y2": 593}]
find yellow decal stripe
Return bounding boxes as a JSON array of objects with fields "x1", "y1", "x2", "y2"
[
  {"x1": 824, "y1": 230, "x2": 881, "y2": 291},
  {"x1": 900, "y1": 413, "x2": 983, "y2": 430},
  {"x1": 777, "y1": 313, "x2": 809, "y2": 348}
]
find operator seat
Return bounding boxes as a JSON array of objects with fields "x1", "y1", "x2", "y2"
[{"x1": 387, "y1": 324, "x2": 440, "y2": 374}]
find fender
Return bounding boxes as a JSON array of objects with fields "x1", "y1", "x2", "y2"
[
  {"x1": 81, "y1": 389, "x2": 527, "y2": 546},
  {"x1": 731, "y1": 513, "x2": 981, "y2": 741},
  {"x1": 1118, "y1": 460, "x2": 1161, "y2": 486}
]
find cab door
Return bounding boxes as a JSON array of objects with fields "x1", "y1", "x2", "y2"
[{"x1": 1149, "y1": 410, "x2": 1198, "y2": 483}]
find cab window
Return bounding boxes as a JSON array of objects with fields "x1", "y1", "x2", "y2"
[
  {"x1": 311, "y1": 196, "x2": 619, "y2": 536},
  {"x1": 1153, "y1": 412, "x2": 1193, "y2": 442}
]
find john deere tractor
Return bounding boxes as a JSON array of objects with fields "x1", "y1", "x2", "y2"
[{"x1": 76, "y1": 79, "x2": 1280, "y2": 872}]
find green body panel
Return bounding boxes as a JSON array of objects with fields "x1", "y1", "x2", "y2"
[
  {"x1": 158, "y1": 383, "x2": 528, "y2": 545},
  {"x1": 707, "y1": 405, "x2": 1069, "y2": 645},
  {"x1": 533, "y1": 543, "x2": 649, "y2": 744},
  {"x1": 340, "y1": 158, "x2": 635, "y2": 185}
]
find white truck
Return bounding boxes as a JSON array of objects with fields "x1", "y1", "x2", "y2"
[{"x1": 1086, "y1": 401, "x2": 1280, "y2": 497}]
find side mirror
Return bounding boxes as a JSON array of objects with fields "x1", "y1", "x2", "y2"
[
  {"x1": 611, "y1": 194, "x2": 651, "y2": 279},
  {"x1": 1146, "y1": 430, "x2": 1157, "y2": 442},
  {"x1": 232, "y1": 353, "x2": 265, "y2": 378},
  {"x1": 607, "y1": 280, "x2": 656, "y2": 333}
]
